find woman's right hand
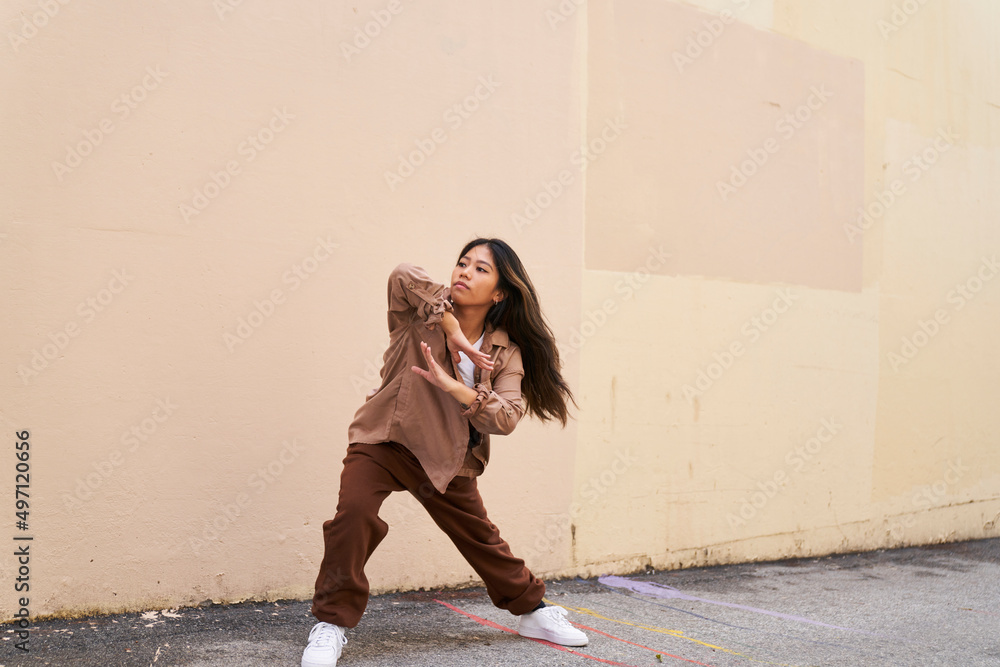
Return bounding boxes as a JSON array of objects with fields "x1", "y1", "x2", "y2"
[
  {"x1": 441, "y1": 311, "x2": 494, "y2": 372},
  {"x1": 447, "y1": 328, "x2": 495, "y2": 372}
]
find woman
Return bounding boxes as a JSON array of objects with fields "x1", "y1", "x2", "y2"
[{"x1": 302, "y1": 238, "x2": 587, "y2": 667}]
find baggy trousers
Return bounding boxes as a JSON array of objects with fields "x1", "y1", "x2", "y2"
[{"x1": 311, "y1": 442, "x2": 546, "y2": 628}]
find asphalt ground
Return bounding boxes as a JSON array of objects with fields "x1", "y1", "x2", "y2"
[{"x1": 3, "y1": 539, "x2": 998, "y2": 667}]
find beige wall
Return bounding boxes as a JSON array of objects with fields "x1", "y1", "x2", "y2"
[{"x1": 2, "y1": 0, "x2": 997, "y2": 620}]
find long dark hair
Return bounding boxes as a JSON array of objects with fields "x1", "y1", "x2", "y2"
[{"x1": 457, "y1": 238, "x2": 577, "y2": 426}]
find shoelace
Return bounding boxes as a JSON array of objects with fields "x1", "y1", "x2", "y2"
[
  {"x1": 310, "y1": 622, "x2": 348, "y2": 649},
  {"x1": 538, "y1": 606, "x2": 573, "y2": 627}
]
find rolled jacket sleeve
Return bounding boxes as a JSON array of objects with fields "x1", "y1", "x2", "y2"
[
  {"x1": 461, "y1": 346, "x2": 525, "y2": 435},
  {"x1": 387, "y1": 263, "x2": 453, "y2": 331}
]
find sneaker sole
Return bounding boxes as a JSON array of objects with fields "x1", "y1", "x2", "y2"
[
  {"x1": 518, "y1": 628, "x2": 589, "y2": 647},
  {"x1": 302, "y1": 660, "x2": 337, "y2": 667}
]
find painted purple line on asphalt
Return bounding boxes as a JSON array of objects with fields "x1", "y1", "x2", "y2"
[{"x1": 598, "y1": 576, "x2": 878, "y2": 636}]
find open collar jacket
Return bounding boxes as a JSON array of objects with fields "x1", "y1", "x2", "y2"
[{"x1": 347, "y1": 263, "x2": 525, "y2": 493}]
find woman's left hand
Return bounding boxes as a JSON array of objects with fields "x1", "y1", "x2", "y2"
[{"x1": 411, "y1": 341, "x2": 457, "y2": 392}]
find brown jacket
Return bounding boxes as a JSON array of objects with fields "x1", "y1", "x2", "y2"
[{"x1": 347, "y1": 263, "x2": 526, "y2": 493}]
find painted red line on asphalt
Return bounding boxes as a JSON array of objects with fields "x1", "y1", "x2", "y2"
[
  {"x1": 433, "y1": 599, "x2": 513, "y2": 633},
  {"x1": 959, "y1": 608, "x2": 1000, "y2": 617},
  {"x1": 571, "y1": 621, "x2": 716, "y2": 666},
  {"x1": 433, "y1": 599, "x2": 641, "y2": 667}
]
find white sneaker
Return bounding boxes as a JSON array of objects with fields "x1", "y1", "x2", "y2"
[
  {"x1": 301, "y1": 621, "x2": 348, "y2": 667},
  {"x1": 517, "y1": 605, "x2": 589, "y2": 646}
]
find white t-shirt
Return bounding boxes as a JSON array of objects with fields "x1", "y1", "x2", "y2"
[{"x1": 457, "y1": 332, "x2": 486, "y2": 388}]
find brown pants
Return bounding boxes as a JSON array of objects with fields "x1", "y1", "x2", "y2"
[{"x1": 311, "y1": 442, "x2": 546, "y2": 628}]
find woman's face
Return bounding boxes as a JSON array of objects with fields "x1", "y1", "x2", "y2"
[{"x1": 451, "y1": 244, "x2": 503, "y2": 308}]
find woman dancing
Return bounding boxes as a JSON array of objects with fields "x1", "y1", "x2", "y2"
[{"x1": 302, "y1": 237, "x2": 587, "y2": 667}]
